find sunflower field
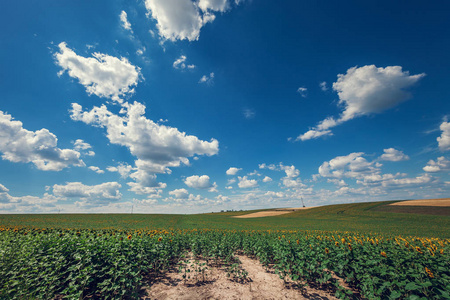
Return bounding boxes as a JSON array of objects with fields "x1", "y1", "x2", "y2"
[{"x1": 0, "y1": 226, "x2": 449, "y2": 299}]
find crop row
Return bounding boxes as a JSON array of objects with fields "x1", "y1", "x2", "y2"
[{"x1": 0, "y1": 227, "x2": 449, "y2": 299}]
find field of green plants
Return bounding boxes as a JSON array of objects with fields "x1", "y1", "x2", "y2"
[{"x1": 0, "y1": 201, "x2": 449, "y2": 299}]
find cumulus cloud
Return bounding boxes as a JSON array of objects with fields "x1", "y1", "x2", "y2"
[
  {"x1": 297, "y1": 87, "x2": 307, "y2": 98},
  {"x1": 120, "y1": 11, "x2": 133, "y2": 32},
  {"x1": 262, "y1": 176, "x2": 272, "y2": 182},
  {"x1": 88, "y1": 166, "x2": 105, "y2": 174},
  {"x1": 380, "y1": 148, "x2": 409, "y2": 162},
  {"x1": 52, "y1": 182, "x2": 122, "y2": 206},
  {"x1": 0, "y1": 111, "x2": 84, "y2": 171},
  {"x1": 238, "y1": 176, "x2": 257, "y2": 188},
  {"x1": 318, "y1": 152, "x2": 378, "y2": 179},
  {"x1": 55, "y1": 42, "x2": 142, "y2": 102},
  {"x1": 0, "y1": 183, "x2": 9, "y2": 193},
  {"x1": 70, "y1": 101, "x2": 218, "y2": 193},
  {"x1": 423, "y1": 156, "x2": 450, "y2": 172},
  {"x1": 169, "y1": 188, "x2": 189, "y2": 199},
  {"x1": 298, "y1": 65, "x2": 425, "y2": 141},
  {"x1": 144, "y1": 0, "x2": 235, "y2": 42},
  {"x1": 184, "y1": 175, "x2": 217, "y2": 192},
  {"x1": 199, "y1": 72, "x2": 214, "y2": 85},
  {"x1": 437, "y1": 121, "x2": 450, "y2": 152},
  {"x1": 107, "y1": 163, "x2": 134, "y2": 178},
  {"x1": 319, "y1": 81, "x2": 328, "y2": 91},
  {"x1": 173, "y1": 55, "x2": 196, "y2": 69},
  {"x1": 226, "y1": 167, "x2": 241, "y2": 175}
]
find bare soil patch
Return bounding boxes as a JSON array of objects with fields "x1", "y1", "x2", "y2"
[
  {"x1": 144, "y1": 254, "x2": 338, "y2": 300},
  {"x1": 234, "y1": 207, "x2": 316, "y2": 219},
  {"x1": 389, "y1": 198, "x2": 450, "y2": 207}
]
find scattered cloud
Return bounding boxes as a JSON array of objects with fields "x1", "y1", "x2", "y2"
[
  {"x1": 319, "y1": 81, "x2": 328, "y2": 91},
  {"x1": 318, "y1": 152, "x2": 378, "y2": 179},
  {"x1": 437, "y1": 121, "x2": 450, "y2": 152},
  {"x1": 120, "y1": 11, "x2": 133, "y2": 33},
  {"x1": 380, "y1": 148, "x2": 409, "y2": 162},
  {"x1": 243, "y1": 108, "x2": 255, "y2": 119},
  {"x1": 238, "y1": 176, "x2": 258, "y2": 188},
  {"x1": 262, "y1": 176, "x2": 272, "y2": 182},
  {"x1": 70, "y1": 101, "x2": 219, "y2": 193},
  {"x1": 226, "y1": 167, "x2": 241, "y2": 175},
  {"x1": 423, "y1": 156, "x2": 450, "y2": 172},
  {"x1": 297, "y1": 65, "x2": 425, "y2": 141},
  {"x1": 173, "y1": 55, "x2": 196, "y2": 70},
  {"x1": 52, "y1": 181, "x2": 122, "y2": 207},
  {"x1": 55, "y1": 42, "x2": 142, "y2": 102},
  {"x1": 297, "y1": 87, "x2": 307, "y2": 98},
  {"x1": 169, "y1": 188, "x2": 189, "y2": 199},
  {"x1": 0, "y1": 110, "x2": 84, "y2": 171},
  {"x1": 88, "y1": 166, "x2": 105, "y2": 174},
  {"x1": 199, "y1": 72, "x2": 214, "y2": 85},
  {"x1": 144, "y1": 0, "x2": 236, "y2": 42},
  {"x1": 184, "y1": 175, "x2": 218, "y2": 192}
]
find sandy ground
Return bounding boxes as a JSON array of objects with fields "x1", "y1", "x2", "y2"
[
  {"x1": 389, "y1": 198, "x2": 450, "y2": 207},
  {"x1": 234, "y1": 207, "x2": 316, "y2": 219},
  {"x1": 144, "y1": 254, "x2": 339, "y2": 300}
]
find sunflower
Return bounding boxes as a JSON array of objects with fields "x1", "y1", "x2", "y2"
[
  {"x1": 380, "y1": 251, "x2": 387, "y2": 258},
  {"x1": 325, "y1": 248, "x2": 330, "y2": 254},
  {"x1": 127, "y1": 235, "x2": 132, "y2": 240}
]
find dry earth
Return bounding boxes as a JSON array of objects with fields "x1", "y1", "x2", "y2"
[
  {"x1": 234, "y1": 207, "x2": 316, "y2": 219},
  {"x1": 389, "y1": 198, "x2": 450, "y2": 207},
  {"x1": 144, "y1": 254, "x2": 339, "y2": 300}
]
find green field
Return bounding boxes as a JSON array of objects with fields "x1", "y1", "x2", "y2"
[
  {"x1": 1, "y1": 201, "x2": 449, "y2": 238},
  {"x1": 1, "y1": 201, "x2": 449, "y2": 299}
]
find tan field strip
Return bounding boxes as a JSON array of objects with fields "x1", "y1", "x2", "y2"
[
  {"x1": 234, "y1": 207, "x2": 316, "y2": 218},
  {"x1": 389, "y1": 198, "x2": 450, "y2": 207}
]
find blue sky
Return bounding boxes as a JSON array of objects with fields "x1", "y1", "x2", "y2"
[{"x1": 1, "y1": 0, "x2": 450, "y2": 213}]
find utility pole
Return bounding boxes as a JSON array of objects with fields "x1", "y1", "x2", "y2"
[{"x1": 301, "y1": 197, "x2": 305, "y2": 208}]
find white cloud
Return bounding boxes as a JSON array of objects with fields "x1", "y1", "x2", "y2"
[
  {"x1": 88, "y1": 166, "x2": 105, "y2": 174},
  {"x1": 238, "y1": 176, "x2": 258, "y2": 188},
  {"x1": 169, "y1": 188, "x2": 189, "y2": 199},
  {"x1": 318, "y1": 152, "x2": 378, "y2": 179},
  {"x1": 262, "y1": 176, "x2": 272, "y2": 182},
  {"x1": 327, "y1": 179, "x2": 347, "y2": 186},
  {"x1": 226, "y1": 167, "x2": 241, "y2": 175},
  {"x1": 298, "y1": 65, "x2": 425, "y2": 141},
  {"x1": 199, "y1": 72, "x2": 214, "y2": 85},
  {"x1": 52, "y1": 182, "x2": 122, "y2": 206},
  {"x1": 280, "y1": 164, "x2": 300, "y2": 178},
  {"x1": 423, "y1": 156, "x2": 450, "y2": 172},
  {"x1": 380, "y1": 148, "x2": 409, "y2": 162},
  {"x1": 70, "y1": 101, "x2": 219, "y2": 193},
  {"x1": 145, "y1": 0, "x2": 234, "y2": 42},
  {"x1": 297, "y1": 87, "x2": 307, "y2": 98},
  {"x1": 107, "y1": 163, "x2": 134, "y2": 178},
  {"x1": 281, "y1": 177, "x2": 305, "y2": 189},
  {"x1": 259, "y1": 163, "x2": 277, "y2": 170},
  {"x1": 198, "y1": 0, "x2": 229, "y2": 12},
  {"x1": 319, "y1": 81, "x2": 328, "y2": 91},
  {"x1": 0, "y1": 183, "x2": 9, "y2": 193},
  {"x1": 55, "y1": 42, "x2": 142, "y2": 102},
  {"x1": 73, "y1": 139, "x2": 92, "y2": 150},
  {"x1": 184, "y1": 175, "x2": 218, "y2": 192},
  {"x1": 227, "y1": 178, "x2": 236, "y2": 185},
  {"x1": 136, "y1": 47, "x2": 146, "y2": 56},
  {"x1": 120, "y1": 11, "x2": 133, "y2": 32},
  {"x1": 0, "y1": 111, "x2": 84, "y2": 171},
  {"x1": 437, "y1": 121, "x2": 450, "y2": 152},
  {"x1": 243, "y1": 108, "x2": 255, "y2": 119},
  {"x1": 173, "y1": 55, "x2": 196, "y2": 70}
]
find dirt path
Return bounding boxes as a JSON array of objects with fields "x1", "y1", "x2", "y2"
[{"x1": 144, "y1": 255, "x2": 338, "y2": 300}]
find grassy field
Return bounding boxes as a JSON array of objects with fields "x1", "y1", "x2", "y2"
[
  {"x1": 1, "y1": 200, "x2": 449, "y2": 299},
  {"x1": 1, "y1": 201, "x2": 449, "y2": 238}
]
